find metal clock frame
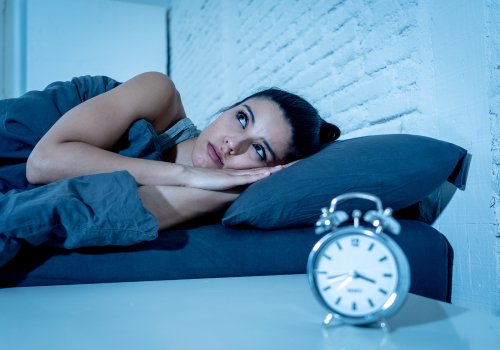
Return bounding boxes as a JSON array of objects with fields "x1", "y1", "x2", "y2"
[{"x1": 307, "y1": 193, "x2": 411, "y2": 326}]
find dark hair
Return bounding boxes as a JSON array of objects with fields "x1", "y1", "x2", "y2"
[{"x1": 224, "y1": 88, "x2": 341, "y2": 162}]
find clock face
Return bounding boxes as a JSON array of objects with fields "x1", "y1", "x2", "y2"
[{"x1": 309, "y1": 230, "x2": 402, "y2": 321}]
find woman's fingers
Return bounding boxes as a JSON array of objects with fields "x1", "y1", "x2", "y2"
[
  {"x1": 226, "y1": 165, "x2": 283, "y2": 176},
  {"x1": 227, "y1": 171, "x2": 270, "y2": 187},
  {"x1": 283, "y1": 159, "x2": 301, "y2": 168},
  {"x1": 185, "y1": 164, "x2": 284, "y2": 190}
]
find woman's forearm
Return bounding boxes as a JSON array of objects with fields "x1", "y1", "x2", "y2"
[
  {"x1": 138, "y1": 185, "x2": 239, "y2": 230},
  {"x1": 26, "y1": 141, "x2": 186, "y2": 186},
  {"x1": 27, "y1": 140, "x2": 283, "y2": 190}
]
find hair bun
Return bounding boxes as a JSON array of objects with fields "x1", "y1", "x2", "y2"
[{"x1": 319, "y1": 122, "x2": 341, "y2": 144}]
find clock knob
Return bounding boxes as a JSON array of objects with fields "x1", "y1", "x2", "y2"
[
  {"x1": 315, "y1": 209, "x2": 349, "y2": 234},
  {"x1": 363, "y1": 209, "x2": 401, "y2": 235}
]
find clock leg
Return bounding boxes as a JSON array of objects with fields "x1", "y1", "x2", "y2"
[
  {"x1": 378, "y1": 318, "x2": 392, "y2": 333},
  {"x1": 322, "y1": 313, "x2": 334, "y2": 327}
]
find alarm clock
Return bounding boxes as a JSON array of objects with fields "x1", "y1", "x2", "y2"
[{"x1": 307, "y1": 192, "x2": 410, "y2": 327}]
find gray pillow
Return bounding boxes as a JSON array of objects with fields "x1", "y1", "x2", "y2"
[{"x1": 222, "y1": 134, "x2": 469, "y2": 229}]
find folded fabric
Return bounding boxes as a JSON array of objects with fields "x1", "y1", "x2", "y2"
[
  {"x1": 222, "y1": 134, "x2": 469, "y2": 229},
  {"x1": 0, "y1": 171, "x2": 158, "y2": 267},
  {"x1": 0, "y1": 75, "x2": 121, "y2": 193}
]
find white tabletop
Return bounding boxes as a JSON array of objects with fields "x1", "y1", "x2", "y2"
[{"x1": 0, "y1": 274, "x2": 499, "y2": 350}]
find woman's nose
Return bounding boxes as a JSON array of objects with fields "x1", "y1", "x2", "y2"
[
  {"x1": 224, "y1": 137, "x2": 237, "y2": 153},
  {"x1": 224, "y1": 136, "x2": 248, "y2": 155}
]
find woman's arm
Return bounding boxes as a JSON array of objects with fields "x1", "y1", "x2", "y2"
[
  {"x1": 138, "y1": 185, "x2": 240, "y2": 230},
  {"x1": 26, "y1": 72, "x2": 188, "y2": 186},
  {"x1": 26, "y1": 72, "x2": 282, "y2": 190}
]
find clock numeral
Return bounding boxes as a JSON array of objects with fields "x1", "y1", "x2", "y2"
[
  {"x1": 335, "y1": 297, "x2": 342, "y2": 305},
  {"x1": 336, "y1": 242, "x2": 342, "y2": 250},
  {"x1": 323, "y1": 286, "x2": 332, "y2": 292},
  {"x1": 351, "y1": 238, "x2": 360, "y2": 247},
  {"x1": 383, "y1": 273, "x2": 393, "y2": 278},
  {"x1": 368, "y1": 298, "x2": 374, "y2": 307},
  {"x1": 378, "y1": 288, "x2": 388, "y2": 295},
  {"x1": 352, "y1": 302, "x2": 357, "y2": 311},
  {"x1": 322, "y1": 254, "x2": 332, "y2": 261},
  {"x1": 368, "y1": 243, "x2": 375, "y2": 251},
  {"x1": 378, "y1": 256, "x2": 388, "y2": 263},
  {"x1": 315, "y1": 270, "x2": 327, "y2": 275}
]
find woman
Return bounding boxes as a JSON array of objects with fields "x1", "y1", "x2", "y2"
[{"x1": 0, "y1": 72, "x2": 340, "y2": 266}]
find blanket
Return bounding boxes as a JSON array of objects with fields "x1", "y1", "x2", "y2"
[
  {"x1": 0, "y1": 76, "x2": 165, "y2": 267},
  {"x1": 0, "y1": 171, "x2": 158, "y2": 267}
]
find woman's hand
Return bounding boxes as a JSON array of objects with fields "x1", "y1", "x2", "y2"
[{"x1": 180, "y1": 164, "x2": 284, "y2": 191}]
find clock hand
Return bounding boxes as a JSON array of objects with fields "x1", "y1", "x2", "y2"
[
  {"x1": 353, "y1": 271, "x2": 377, "y2": 284},
  {"x1": 326, "y1": 272, "x2": 351, "y2": 283},
  {"x1": 336, "y1": 276, "x2": 353, "y2": 291}
]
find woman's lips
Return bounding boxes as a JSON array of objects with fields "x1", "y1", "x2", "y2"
[{"x1": 207, "y1": 142, "x2": 224, "y2": 167}]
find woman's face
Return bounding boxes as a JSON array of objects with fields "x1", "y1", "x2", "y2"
[{"x1": 192, "y1": 97, "x2": 293, "y2": 169}]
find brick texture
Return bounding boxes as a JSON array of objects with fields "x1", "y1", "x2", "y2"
[
  {"x1": 486, "y1": 0, "x2": 500, "y2": 314},
  {"x1": 170, "y1": 0, "x2": 421, "y2": 134}
]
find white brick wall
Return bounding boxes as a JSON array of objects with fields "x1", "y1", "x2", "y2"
[
  {"x1": 426, "y1": 0, "x2": 497, "y2": 315},
  {"x1": 171, "y1": 0, "x2": 423, "y2": 134},
  {"x1": 485, "y1": 0, "x2": 500, "y2": 314},
  {"x1": 168, "y1": 0, "x2": 499, "y2": 315}
]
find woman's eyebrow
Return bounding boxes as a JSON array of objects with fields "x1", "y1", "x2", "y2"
[
  {"x1": 243, "y1": 104, "x2": 255, "y2": 124},
  {"x1": 263, "y1": 140, "x2": 277, "y2": 162},
  {"x1": 243, "y1": 104, "x2": 277, "y2": 162}
]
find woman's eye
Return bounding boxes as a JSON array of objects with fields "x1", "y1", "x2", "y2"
[
  {"x1": 253, "y1": 144, "x2": 266, "y2": 161},
  {"x1": 236, "y1": 111, "x2": 248, "y2": 129}
]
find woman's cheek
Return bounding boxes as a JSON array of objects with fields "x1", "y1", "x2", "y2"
[{"x1": 224, "y1": 154, "x2": 255, "y2": 170}]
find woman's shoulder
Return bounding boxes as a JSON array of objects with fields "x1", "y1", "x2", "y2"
[
  {"x1": 68, "y1": 72, "x2": 174, "y2": 103},
  {"x1": 54, "y1": 72, "x2": 186, "y2": 135},
  {"x1": 89, "y1": 72, "x2": 186, "y2": 133}
]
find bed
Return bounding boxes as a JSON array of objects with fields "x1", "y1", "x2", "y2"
[{"x1": 0, "y1": 128, "x2": 470, "y2": 303}]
